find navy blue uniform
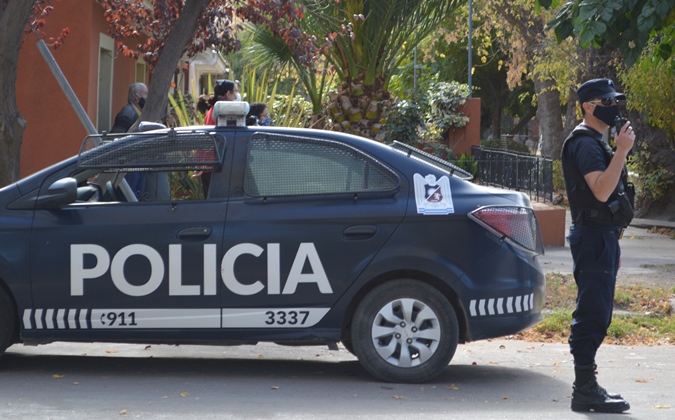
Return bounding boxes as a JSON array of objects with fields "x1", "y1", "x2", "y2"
[{"x1": 562, "y1": 126, "x2": 623, "y2": 366}]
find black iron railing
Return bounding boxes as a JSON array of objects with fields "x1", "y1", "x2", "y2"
[{"x1": 471, "y1": 146, "x2": 554, "y2": 203}]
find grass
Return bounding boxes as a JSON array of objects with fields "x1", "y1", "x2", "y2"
[{"x1": 515, "y1": 272, "x2": 675, "y2": 345}]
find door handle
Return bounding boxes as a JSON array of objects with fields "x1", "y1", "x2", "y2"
[
  {"x1": 177, "y1": 227, "x2": 212, "y2": 240},
  {"x1": 343, "y1": 225, "x2": 377, "y2": 240}
]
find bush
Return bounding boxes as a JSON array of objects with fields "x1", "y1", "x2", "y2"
[
  {"x1": 427, "y1": 81, "x2": 470, "y2": 137},
  {"x1": 384, "y1": 99, "x2": 426, "y2": 145}
]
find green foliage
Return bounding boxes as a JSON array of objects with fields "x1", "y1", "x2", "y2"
[
  {"x1": 628, "y1": 146, "x2": 674, "y2": 208},
  {"x1": 303, "y1": 0, "x2": 463, "y2": 89},
  {"x1": 271, "y1": 93, "x2": 314, "y2": 128},
  {"x1": 169, "y1": 171, "x2": 204, "y2": 201},
  {"x1": 621, "y1": 31, "x2": 675, "y2": 138},
  {"x1": 545, "y1": 0, "x2": 675, "y2": 67},
  {"x1": 240, "y1": 66, "x2": 313, "y2": 128},
  {"x1": 552, "y1": 159, "x2": 565, "y2": 192},
  {"x1": 384, "y1": 99, "x2": 426, "y2": 145},
  {"x1": 427, "y1": 81, "x2": 471, "y2": 132},
  {"x1": 454, "y1": 152, "x2": 478, "y2": 178}
]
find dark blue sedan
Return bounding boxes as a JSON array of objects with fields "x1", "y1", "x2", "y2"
[{"x1": 0, "y1": 102, "x2": 545, "y2": 383}]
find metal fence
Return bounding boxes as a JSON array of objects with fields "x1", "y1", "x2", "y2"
[{"x1": 471, "y1": 146, "x2": 554, "y2": 203}]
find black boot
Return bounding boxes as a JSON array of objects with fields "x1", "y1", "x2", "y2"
[
  {"x1": 592, "y1": 364, "x2": 622, "y2": 400},
  {"x1": 571, "y1": 364, "x2": 630, "y2": 413}
]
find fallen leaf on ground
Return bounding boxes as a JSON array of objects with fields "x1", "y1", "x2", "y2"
[
  {"x1": 653, "y1": 405, "x2": 670, "y2": 409},
  {"x1": 392, "y1": 395, "x2": 404, "y2": 399},
  {"x1": 636, "y1": 379, "x2": 649, "y2": 383},
  {"x1": 446, "y1": 384, "x2": 460, "y2": 390},
  {"x1": 52, "y1": 374, "x2": 64, "y2": 379},
  {"x1": 119, "y1": 410, "x2": 127, "y2": 415},
  {"x1": 106, "y1": 350, "x2": 119, "y2": 354},
  {"x1": 489, "y1": 361, "x2": 499, "y2": 364},
  {"x1": 144, "y1": 346, "x2": 152, "y2": 350},
  {"x1": 502, "y1": 396, "x2": 509, "y2": 400},
  {"x1": 180, "y1": 392, "x2": 189, "y2": 397},
  {"x1": 271, "y1": 386, "x2": 279, "y2": 390}
]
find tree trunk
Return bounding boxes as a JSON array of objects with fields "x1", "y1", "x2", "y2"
[
  {"x1": 563, "y1": 85, "x2": 578, "y2": 140},
  {"x1": 534, "y1": 74, "x2": 564, "y2": 159},
  {"x1": 134, "y1": 0, "x2": 208, "y2": 128},
  {"x1": 508, "y1": 108, "x2": 537, "y2": 136},
  {"x1": 326, "y1": 78, "x2": 391, "y2": 141},
  {"x1": 0, "y1": 1, "x2": 34, "y2": 187}
]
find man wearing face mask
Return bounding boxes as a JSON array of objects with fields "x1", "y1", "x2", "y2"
[
  {"x1": 561, "y1": 78, "x2": 636, "y2": 413},
  {"x1": 110, "y1": 82, "x2": 148, "y2": 133}
]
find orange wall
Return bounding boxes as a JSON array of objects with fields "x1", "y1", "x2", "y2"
[
  {"x1": 447, "y1": 97, "x2": 481, "y2": 157},
  {"x1": 17, "y1": 0, "x2": 143, "y2": 177}
]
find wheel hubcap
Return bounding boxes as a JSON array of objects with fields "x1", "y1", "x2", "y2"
[{"x1": 371, "y1": 298, "x2": 442, "y2": 368}]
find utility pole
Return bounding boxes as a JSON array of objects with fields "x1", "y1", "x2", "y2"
[{"x1": 468, "y1": 0, "x2": 473, "y2": 97}]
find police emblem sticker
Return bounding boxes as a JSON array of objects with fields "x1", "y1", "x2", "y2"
[{"x1": 414, "y1": 173, "x2": 454, "y2": 215}]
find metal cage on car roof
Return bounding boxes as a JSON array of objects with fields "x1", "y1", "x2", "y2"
[{"x1": 77, "y1": 129, "x2": 226, "y2": 172}]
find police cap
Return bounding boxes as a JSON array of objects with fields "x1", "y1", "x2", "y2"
[{"x1": 577, "y1": 78, "x2": 626, "y2": 104}]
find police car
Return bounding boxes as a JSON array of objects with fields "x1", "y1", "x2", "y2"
[{"x1": 0, "y1": 102, "x2": 545, "y2": 383}]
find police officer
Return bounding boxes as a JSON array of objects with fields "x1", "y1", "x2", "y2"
[{"x1": 561, "y1": 78, "x2": 635, "y2": 413}]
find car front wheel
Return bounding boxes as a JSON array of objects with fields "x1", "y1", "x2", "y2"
[{"x1": 351, "y1": 279, "x2": 459, "y2": 383}]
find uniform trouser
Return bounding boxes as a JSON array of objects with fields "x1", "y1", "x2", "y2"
[{"x1": 566, "y1": 224, "x2": 621, "y2": 366}]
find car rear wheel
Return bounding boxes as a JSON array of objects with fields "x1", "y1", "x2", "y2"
[
  {"x1": 351, "y1": 279, "x2": 459, "y2": 383},
  {"x1": 0, "y1": 287, "x2": 15, "y2": 356}
]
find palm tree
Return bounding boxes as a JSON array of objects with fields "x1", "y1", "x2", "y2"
[
  {"x1": 247, "y1": 24, "x2": 333, "y2": 128},
  {"x1": 303, "y1": 0, "x2": 462, "y2": 140},
  {"x1": 250, "y1": 0, "x2": 462, "y2": 139}
]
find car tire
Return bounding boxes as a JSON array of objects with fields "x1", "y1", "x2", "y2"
[
  {"x1": 351, "y1": 279, "x2": 459, "y2": 383},
  {"x1": 0, "y1": 287, "x2": 15, "y2": 356},
  {"x1": 340, "y1": 338, "x2": 356, "y2": 356}
]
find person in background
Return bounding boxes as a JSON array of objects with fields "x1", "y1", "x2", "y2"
[
  {"x1": 246, "y1": 102, "x2": 270, "y2": 126},
  {"x1": 196, "y1": 94, "x2": 212, "y2": 118},
  {"x1": 203, "y1": 80, "x2": 236, "y2": 125},
  {"x1": 110, "y1": 82, "x2": 147, "y2": 133},
  {"x1": 561, "y1": 78, "x2": 635, "y2": 413},
  {"x1": 194, "y1": 80, "x2": 238, "y2": 196}
]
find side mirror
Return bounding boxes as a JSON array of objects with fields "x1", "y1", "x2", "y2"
[{"x1": 34, "y1": 177, "x2": 78, "y2": 209}]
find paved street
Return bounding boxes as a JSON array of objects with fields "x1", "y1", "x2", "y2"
[
  {"x1": 1, "y1": 339, "x2": 674, "y2": 419},
  {"x1": 540, "y1": 212, "x2": 675, "y2": 281}
]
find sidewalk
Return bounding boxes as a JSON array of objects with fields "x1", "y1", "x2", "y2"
[{"x1": 539, "y1": 211, "x2": 675, "y2": 276}]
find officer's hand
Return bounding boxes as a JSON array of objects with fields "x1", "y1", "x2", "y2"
[{"x1": 615, "y1": 121, "x2": 635, "y2": 156}]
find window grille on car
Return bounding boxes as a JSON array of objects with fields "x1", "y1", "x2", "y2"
[
  {"x1": 244, "y1": 133, "x2": 400, "y2": 198},
  {"x1": 391, "y1": 141, "x2": 473, "y2": 180},
  {"x1": 77, "y1": 129, "x2": 225, "y2": 172}
]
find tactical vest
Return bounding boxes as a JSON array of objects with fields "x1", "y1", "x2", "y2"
[{"x1": 561, "y1": 125, "x2": 635, "y2": 227}]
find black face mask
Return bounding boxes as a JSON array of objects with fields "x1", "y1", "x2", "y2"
[
  {"x1": 138, "y1": 97, "x2": 146, "y2": 109},
  {"x1": 592, "y1": 104, "x2": 620, "y2": 126}
]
